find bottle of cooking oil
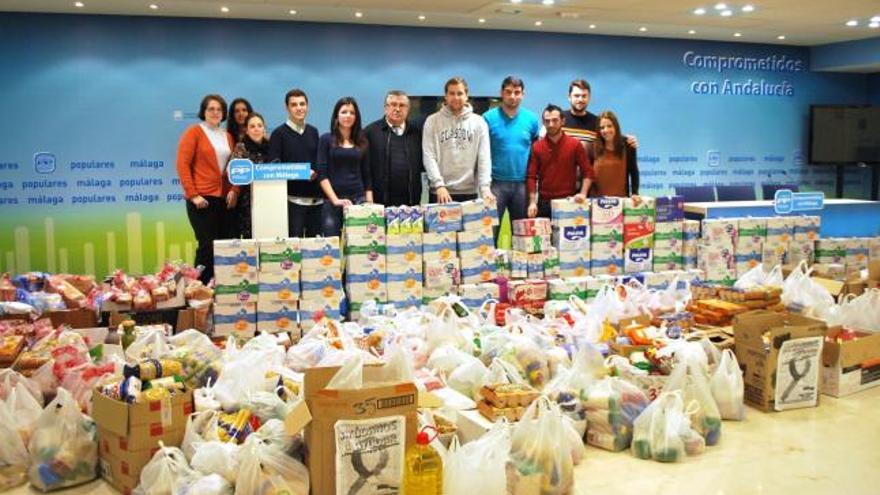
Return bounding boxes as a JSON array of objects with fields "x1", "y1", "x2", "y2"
[{"x1": 403, "y1": 426, "x2": 443, "y2": 495}]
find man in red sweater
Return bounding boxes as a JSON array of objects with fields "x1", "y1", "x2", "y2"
[{"x1": 526, "y1": 104, "x2": 595, "y2": 218}]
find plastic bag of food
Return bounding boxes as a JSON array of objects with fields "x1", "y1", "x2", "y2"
[
  {"x1": 173, "y1": 473, "x2": 233, "y2": 495},
  {"x1": 584, "y1": 376, "x2": 649, "y2": 451},
  {"x1": 0, "y1": 368, "x2": 43, "y2": 405},
  {"x1": 0, "y1": 400, "x2": 29, "y2": 491},
  {"x1": 125, "y1": 326, "x2": 170, "y2": 362},
  {"x1": 235, "y1": 436, "x2": 309, "y2": 495},
  {"x1": 509, "y1": 397, "x2": 575, "y2": 495},
  {"x1": 446, "y1": 358, "x2": 489, "y2": 401},
  {"x1": 182, "y1": 411, "x2": 222, "y2": 461},
  {"x1": 191, "y1": 441, "x2": 240, "y2": 483},
  {"x1": 253, "y1": 419, "x2": 300, "y2": 456},
  {"x1": 661, "y1": 359, "x2": 722, "y2": 446},
  {"x1": 166, "y1": 330, "x2": 222, "y2": 388},
  {"x1": 27, "y1": 388, "x2": 97, "y2": 491},
  {"x1": 733, "y1": 264, "x2": 767, "y2": 290},
  {"x1": 134, "y1": 444, "x2": 196, "y2": 495},
  {"x1": 443, "y1": 421, "x2": 510, "y2": 495},
  {"x1": 631, "y1": 391, "x2": 704, "y2": 463},
  {"x1": 213, "y1": 338, "x2": 284, "y2": 410},
  {"x1": 710, "y1": 349, "x2": 745, "y2": 421}
]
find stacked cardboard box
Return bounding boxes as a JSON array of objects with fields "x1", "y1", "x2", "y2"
[
  {"x1": 344, "y1": 233, "x2": 387, "y2": 321},
  {"x1": 551, "y1": 199, "x2": 590, "y2": 277},
  {"x1": 653, "y1": 221, "x2": 684, "y2": 271},
  {"x1": 591, "y1": 197, "x2": 625, "y2": 275},
  {"x1": 623, "y1": 196, "x2": 656, "y2": 273},
  {"x1": 300, "y1": 236, "x2": 343, "y2": 331},
  {"x1": 424, "y1": 203, "x2": 463, "y2": 233},
  {"x1": 460, "y1": 198, "x2": 499, "y2": 233},
  {"x1": 699, "y1": 219, "x2": 737, "y2": 286},
  {"x1": 457, "y1": 229, "x2": 497, "y2": 284},
  {"x1": 735, "y1": 218, "x2": 766, "y2": 275},
  {"x1": 682, "y1": 219, "x2": 701, "y2": 270},
  {"x1": 458, "y1": 282, "x2": 500, "y2": 309},
  {"x1": 386, "y1": 234, "x2": 423, "y2": 310},
  {"x1": 764, "y1": 217, "x2": 793, "y2": 268},
  {"x1": 385, "y1": 205, "x2": 424, "y2": 235},
  {"x1": 846, "y1": 237, "x2": 870, "y2": 273},
  {"x1": 213, "y1": 239, "x2": 258, "y2": 337},
  {"x1": 256, "y1": 238, "x2": 301, "y2": 338},
  {"x1": 423, "y1": 231, "x2": 459, "y2": 303}
]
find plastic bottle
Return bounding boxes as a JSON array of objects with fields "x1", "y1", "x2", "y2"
[
  {"x1": 120, "y1": 316, "x2": 136, "y2": 350},
  {"x1": 403, "y1": 426, "x2": 443, "y2": 495}
]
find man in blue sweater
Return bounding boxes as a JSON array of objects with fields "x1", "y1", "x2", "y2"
[
  {"x1": 268, "y1": 89, "x2": 322, "y2": 237},
  {"x1": 483, "y1": 76, "x2": 540, "y2": 242}
]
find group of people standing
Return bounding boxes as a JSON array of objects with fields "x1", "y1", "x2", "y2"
[{"x1": 176, "y1": 76, "x2": 640, "y2": 283}]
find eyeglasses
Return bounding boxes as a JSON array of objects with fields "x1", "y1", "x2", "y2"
[{"x1": 385, "y1": 102, "x2": 409, "y2": 108}]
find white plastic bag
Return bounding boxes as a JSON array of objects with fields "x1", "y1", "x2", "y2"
[
  {"x1": 135, "y1": 444, "x2": 196, "y2": 495},
  {"x1": 173, "y1": 473, "x2": 233, "y2": 495},
  {"x1": 781, "y1": 261, "x2": 835, "y2": 319},
  {"x1": 764, "y1": 265, "x2": 784, "y2": 287},
  {"x1": 662, "y1": 358, "x2": 722, "y2": 446},
  {"x1": 509, "y1": 397, "x2": 575, "y2": 495},
  {"x1": 443, "y1": 421, "x2": 510, "y2": 495},
  {"x1": 125, "y1": 326, "x2": 170, "y2": 362},
  {"x1": 0, "y1": 401, "x2": 29, "y2": 491},
  {"x1": 213, "y1": 337, "x2": 284, "y2": 410},
  {"x1": 235, "y1": 436, "x2": 309, "y2": 495},
  {"x1": 711, "y1": 349, "x2": 745, "y2": 421},
  {"x1": 191, "y1": 441, "x2": 240, "y2": 483},
  {"x1": 27, "y1": 388, "x2": 98, "y2": 492},
  {"x1": 631, "y1": 391, "x2": 704, "y2": 462},
  {"x1": 182, "y1": 410, "x2": 221, "y2": 461},
  {"x1": 734, "y1": 264, "x2": 767, "y2": 290}
]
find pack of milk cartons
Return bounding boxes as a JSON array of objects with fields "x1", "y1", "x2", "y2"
[
  {"x1": 846, "y1": 237, "x2": 871, "y2": 273},
  {"x1": 343, "y1": 203, "x2": 386, "y2": 237},
  {"x1": 494, "y1": 249, "x2": 511, "y2": 279},
  {"x1": 423, "y1": 259, "x2": 459, "y2": 304},
  {"x1": 213, "y1": 239, "x2": 259, "y2": 337},
  {"x1": 558, "y1": 250, "x2": 590, "y2": 278},
  {"x1": 551, "y1": 198, "x2": 591, "y2": 252},
  {"x1": 591, "y1": 197, "x2": 625, "y2": 275},
  {"x1": 870, "y1": 237, "x2": 880, "y2": 262},
  {"x1": 458, "y1": 282, "x2": 500, "y2": 309},
  {"x1": 460, "y1": 198, "x2": 499, "y2": 233},
  {"x1": 542, "y1": 247, "x2": 560, "y2": 279},
  {"x1": 424, "y1": 203, "x2": 463, "y2": 233},
  {"x1": 385, "y1": 205, "x2": 424, "y2": 235},
  {"x1": 653, "y1": 221, "x2": 684, "y2": 272},
  {"x1": 458, "y1": 228, "x2": 497, "y2": 284},
  {"x1": 815, "y1": 238, "x2": 848, "y2": 267},
  {"x1": 788, "y1": 216, "x2": 820, "y2": 267},
  {"x1": 386, "y1": 234, "x2": 423, "y2": 309},
  {"x1": 512, "y1": 218, "x2": 552, "y2": 255},
  {"x1": 623, "y1": 196, "x2": 655, "y2": 273},
  {"x1": 735, "y1": 218, "x2": 766, "y2": 275},
  {"x1": 255, "y1": 238, "x2": 301, "y2": 336},
  {"x1": 511, "y1": 251, "x2": 529, "y2": 279},
  {"x1": 763, "y1": 216, "x2": 794, "y2": 268},
  {"x1": 682, "y1": 219, "x2": 701, "y2": 270},
  {"x1": 300, "y1": 236, "x2": 343, "y2": 329},
  {"x1": 344, "y1": 232, "x2": 388, "y2": 320}
]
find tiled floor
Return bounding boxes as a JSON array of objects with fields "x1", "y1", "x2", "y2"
[{"x1": 10, "y1": 386, "x2": 880, "y2": 494}]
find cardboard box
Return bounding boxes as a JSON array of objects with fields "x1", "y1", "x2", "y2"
[
  {"x1": 45, "y1": 308, "x2": 99, "y2": 328},
  {"x1": 526, "y1": 253, "x2": 544, "y2": 279},
  {"x1": 457, "y1": 230, "x2": 495, "y2": 261},
  {"x1": 94, "y1": 389, "x2": 193, "y2": 494},
  {"x1": 213, "y1": 302, "x2": 257, "y2": 338},
  {"x1": 590, "y1": 255, "x2": 624, "y2": 276},
  {"x1": 624, "y1": 248, "x2": 653, "y2": 274},
  {"x1": 422, "y1": 232, "x2": 458, "y2": 262},
  {"x1": 623, "y1": 223, "x2": 654, "y2": 249},
  {"x1": 512, "y1": 218, "x2": 552, "y2": 236},
  {"x1": 343, "y1": 203, "x2": 386, "y2": 235},
  {"x1": 424, "y1": 203, "x2": 463, "y2": 233},
  {"x1": 558, "y1": 250, "x2": 590, "y2": 278},
  {"x1": 550, "y1": 198, "x2": 590, "y2": 227},
  {"x1": 765, "y1": 217, "x2": 794, "y2": 244},
  {"x1": 552, "y1": 225, "x2": 590, "y2": 252},
  {"x1": 701, "y1": 219, "x2": 737, "y2": 246},
  {"x1": 512, "y1": 234, "x2": 551, "y2": 254},
  {"x1": 822, "y1": 328, "x2": 880, "y2": 397},
  {"x1": 510, "y1": 251, "x2": 528, "y2": 279},
  {"x1": 300, "y1": 272, "x2": 343, "y2": 303},
  {"x1": 386, "y1": 234, "x2": 423, "y2": 267},
  {"x1": 736, "y1": 217, "x2": 767, "y2": 244},
  {"x1": 792, "y1": 216, "x2": 820, "y2": 242},
  {"x1": 386, "y1": 267, "x2": 423, "y2": 309},
  {"x1": 257, "y1": 238, "x2": 302, "y2": 272},
  {"x1": 733, "y1": 311, "x2": 826, "y2": 412},
  {"x1": 257, "y1": 270, "x2": 300, "y2": 303},
  {"x1": 458, "y1": 282, "x2": 500, "y2": 309},
  {"x1": 424, "y1": 259, "x2": 460, "y2": 289},
  {"x1": 214, "y1": 276, "x2": 259, "y2": 304},
  {"x1": 542, "y1": 247, "x2": 560, "y2": 279},
  {"x1": 257, "y1": 300, "x2": 299, "y2": 335},
  {"x1": 623, "y1": 196, "x2": 656, "y2": 223},
  {"x1": 460, "y1": 198, "x2": 499, "y2": 231},
  {"x1": 303, "y1": 366, "x2": 417, "y2": 495},
  {"x1": 494, "y1": 249, "x2": 511, "y2": 278},
  {"x1": 654, "y1": 195, "x2": 684, "y2": 222},
  {"x1": 300, "y1": 237, "x2": 342, "y2": 273},
  {"x1": 459, "y1": 255, "x2": 497, "y2": 284},
  {"x1": 591, "y1": 197, "x2": 624, "y2": 225},
  {"x1": 299, "y1": 299, "x2": 342, "y2": 330},
  {"x1": 591, "y1": 224, "x2": 623, "y2": 248},
  {"x1": 176, "y1": 307, "x2": 210, "y2": 333}
]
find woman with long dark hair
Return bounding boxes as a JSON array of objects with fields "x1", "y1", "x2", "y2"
[
  {"x1": 316, "y1": 97, "x2": 372, "y2": 236},
  {"x1": 590, "y1": 110, "x2": 639, "y2": 197},
  {"x1": 175, "y1": 94, "x2": 237, "y2": 284},
  {"x1": 228, "y1": 112, "x2": 269, "y2": 238},
  {"x1": 227, "y1": 97, "x2": 253, "y2": 143}
]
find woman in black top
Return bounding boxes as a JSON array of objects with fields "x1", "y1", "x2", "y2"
[
  {"x1": 228, "y1": 112, "x2": 269, "y2": 238},
  {"x1": 227, "y1": 97, "x2": 253, "y2": 143},
  {"x1": 317, "y1": 97, "x2": 372, "y2": 237}
]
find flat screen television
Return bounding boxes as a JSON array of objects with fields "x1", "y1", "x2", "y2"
[{"x1": 809, "y1": 105, "x2": 880, "y2": 165}]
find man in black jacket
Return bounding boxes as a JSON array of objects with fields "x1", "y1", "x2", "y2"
[{"x1": 364, "y1": 90, "x2": 424, "y2": 206}]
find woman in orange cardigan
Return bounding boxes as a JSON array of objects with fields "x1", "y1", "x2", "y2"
[{"x1": 176, "y1": 94, "x2": 238, "y2": 284}]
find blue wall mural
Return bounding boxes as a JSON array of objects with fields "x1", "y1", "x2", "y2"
[{"x1": 0, "y1": 13, "x2": 873, "y2": 275}]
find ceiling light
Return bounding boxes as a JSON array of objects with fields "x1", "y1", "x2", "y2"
[
  {"x1": 418, "y1": 14, "x2": 426, "y2": 21},
  {"x1": 870, "y1": 22, "x2": 880, "y2": 28},
  {"x1": 871, "y1": 16, "x2": 880, "y2": 23},
  {"x1": 511, "y1": 0, "x2": 522, "y2": 3},
  {"x1": 542, "y1": 0, "x2": 555, "y2": 5},
  {"x1": 845, "y1": 19, "x2": 858, "y2": 27},
  {"x1": 535, "y1": 20, "x2": 543, "y2": 26},
  {"x1": 589, "y1": 24, "x2": 596, "y2": 29},
  {"x1": 734, "y1": 32, "x2": 742, "y2": 37},
  {"x1": 220, "y1": 6, "x2": 229, "y2": 13},
  {"x1": 639, "y1": 26, "x2": 647, "y2": 32},
  {"x1": 478, "y1": 18, "x2": 486, "y2": 23},
  {"x1": 289, "y1": 9, "x2": 297, "y2": 15},
  {"x1": 777, "y1": 35, "x2": 786, "y2": 39},
  {"x1": 714, "y1": 3, "x2": 727, "y2": 10},
  {"x1": 693, "y1": 8, "x2": 706, "y2": 15},
  {"x1": 741, "y1": 4, "x2": 755, "y2": 12},
  {"x1": 149, "y1": 3, "x2": 158, "y2": 10},
  {"x1": 688, "y1": 29, "x2": 696, "y2": 34},
  {"x1": 720, "y1": 10, "x2": 733, "y2": 17},
  {"x1": 355, "y1": 11, "x2": 363, "y2": 18},
  {"x1": 74, "y1": 1, "x2": 84, "y2": 7}
]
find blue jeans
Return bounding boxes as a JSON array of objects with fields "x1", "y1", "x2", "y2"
[
  {"x1": 322, "y1": 194, "x2": 366, "y2": 237},
  {"x1": 491, "y1": 180, "x2": 527, "y2": 240}
]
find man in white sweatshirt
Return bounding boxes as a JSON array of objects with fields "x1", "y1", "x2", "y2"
[{"x1": 422, "y1": 77, "x2": 494, "y2": 204}]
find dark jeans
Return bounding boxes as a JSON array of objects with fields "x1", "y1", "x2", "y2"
[
  {"x1": 186, "y1": 196, "x2": 228, "y2": 285},
  {"x1": 428, "y1": 192, "x2": 478, "y2": 203},
  {"x1": 385, "y1": 193, "x2": 416, "y2": 207},
  {"x1": 322, "y1": 194, "x2": 366, "y2": 237},
  {"x1": 491, "y1": 180, "x2": 527, "y2": 241},
  {"x1": 537, "y1": 198, "x2": 552, "y2": 219},
  {"x1": 288, "y1": 202, "x2": 323, "y2": 238},
  {"x1": 229, "y1": 186, "x2": 251, "y2": 239}
]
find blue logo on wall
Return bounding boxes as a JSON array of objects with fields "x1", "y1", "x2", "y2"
[
  {"x1": 774, "y1": 189, "x2": 824, "y2": 214},
  {"x1": 227, "y1": 158, "x2": 254, "y2": 186},
  {"x1": 707, "y1": 150, "x2": 720, "y2": 167},
  {"x1": 33, "y1": 152, "x2": 56, "y2": 174}
]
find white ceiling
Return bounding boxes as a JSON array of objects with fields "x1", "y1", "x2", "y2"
[{"x1": 2, "y1": 0, "x2": 879, "y2": 46}]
